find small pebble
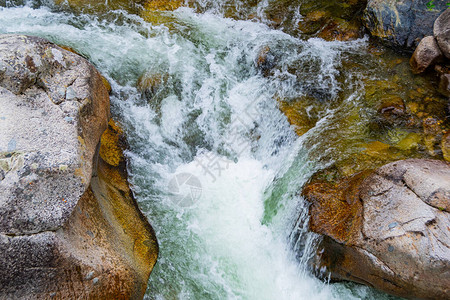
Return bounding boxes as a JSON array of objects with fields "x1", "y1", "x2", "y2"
[
  {"x1": 64, "y1": 116, "x2": 74, "y2": 123},
  {"x1": 85, "y1": 271, "x2": 94, "y2": 280},
  {"x1": 388, "y1": 222, "x2": 398, "y2": 230}
]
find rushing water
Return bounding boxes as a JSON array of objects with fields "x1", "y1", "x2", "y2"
[{"x1": 0, "y1": 1, "x2": 404, "y2": 299}]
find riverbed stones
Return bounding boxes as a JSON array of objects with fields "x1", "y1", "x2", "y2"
[
  {"x1": 305, "y1": 159, "x2": 450, "y2": 299},
  {"x1": 410, "y1": 36, "x2": 443, "y2": 74},
  {"x1": 364, "y1": 0, "x2": 448, "y2": 50},
  {"x1": 0, "y1": 34, "x2": 158, "y2": 299}
]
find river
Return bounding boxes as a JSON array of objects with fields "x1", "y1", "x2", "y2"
[{"x1": 0, "y1": 1, "x2": 403, "y2": 299}]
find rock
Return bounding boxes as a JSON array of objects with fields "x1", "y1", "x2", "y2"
[
  {"x1": 434, "y1": 8, "x2": 450, "y2": 58},
  {"x1": 423, "y1": 116, "x2": 442, "y2": 156},
  {"x1": 438, "y1": 73, "x2": 450, "y2": 97},
  {"x1": 53, "y1": 0, "x2": 147, "y2": 15},
  {"x1": 410, "y1": 36, "x2": 443, "y2": 74},
  {"x1": 304, "y1": 159, "x2": 450, "y2": 299},
  {"x1": 378, "y1": 95, "x2": 406, "y2": 119},
  {"x1": 99, "y1": 119, "x2": 125, "y2": 167},
  {"x1": 144, "y1": 0, "x2": 183, "y2": 11},
  {"x1": 277, "y1": 97, "x2": 319, "y2": 136},
  {"x1": 317, "y1": 18, "x2": 363, "y2": 42},
  {"x1": 395, "y1": 132, "x2": 422, "y2": 151},
  {"x1": 0, "y1": 34, "x2": 109, "y2": 234},
  {"x1": 364, "y1": 0, "x2": 448, "y2": 50},
  {"x1": 137, "y1": 71, "x2": 168, "y2": 99},
  {"x1": 442, "y1": 131, "x2": 450, "y2": 161},
  {"x1": 256, "y1": 46, "x2": 276, "y2": 77},
  {"x1": 0, "y1": 35, "x2": 158, "y2": 299}
]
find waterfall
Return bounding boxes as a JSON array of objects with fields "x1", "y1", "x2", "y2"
[{"x1": 0, "y1": 2, "x2": 399, "y2": 299}]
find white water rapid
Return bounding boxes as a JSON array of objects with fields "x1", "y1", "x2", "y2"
[{"x1": 0, "y1": 1, "x2": 400, "y2": 299}]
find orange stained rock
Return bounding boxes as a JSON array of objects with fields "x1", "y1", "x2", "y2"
[
  {"x1": 277, "y1": 99, "x2": 316, "y2": 136},
  {"x1": 303, "y1": 171, "x2": 370, "y2": 245},
  {"x1": 99, "y1": 119, "x2": 125, "y2": 167}
]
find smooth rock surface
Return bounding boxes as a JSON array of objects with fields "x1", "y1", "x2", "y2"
[
  {"x1": 364, "y1": 0, "x2": 448, "y2": 50},
  {"x1": 410, "y1": 36, "x2": 443, "y2": 74},
  {"x1": 305, "y1": 159, "x2": 450, "y2": 299},
  {"x1": 0, "y1": 35, "x2": 158, "y2": 299},
  {"x1": 434, "y1": 8, "x2": 450, "y2": 58}
]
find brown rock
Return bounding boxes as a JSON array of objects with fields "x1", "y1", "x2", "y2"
[
  {"x1": 303, "y1": 171, "x2": 368, "y2": 245},
  {"x1": 317, "y1": 19, "x2": 363, "y2": 42},
  {"x1": 434, "y1": 8, "x2": 450, "y2": 59},
  {"x1": 409, "y1": 36, "x2": 443, "y2": 74},
  {"x1": 305, "y1": 159, "x2": 450, "y2": 299},
  {"x1": 438, "y1": 73, "x2": 450, "y2": 97},
  {"x1": 378, "y1": 95, "x2": 405, "y2": 117}
]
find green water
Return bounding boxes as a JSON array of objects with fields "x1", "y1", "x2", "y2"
[{"x1": 1, "y1": 0, "x2": 447, "y2": 299}]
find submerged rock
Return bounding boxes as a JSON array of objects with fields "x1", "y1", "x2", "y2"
[
  {"x1": 304, "y1": 159, "x2": 450, "y2": 299},
  {"x1": 0, "y1": 35, "x2": 158, "y2": 299},
  {"x1": 364, "y1": 0, "x2": 448, "y2": 50}
]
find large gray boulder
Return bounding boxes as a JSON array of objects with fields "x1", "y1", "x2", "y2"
[
  {"x1": 305, "y1": 159, "x2": 450, "y2": 299},
  {"x1": 364, "y1": 0, "x2": 448, "y2": 50},
  {"x1": 434, "y1": 8, "x2": 450, "y2": 58},
  {"x1": 0, "y1": 34, "x2": 108, "y2": 235},
  {"x1": 0, "y1": 35, "x2": 158, "y2": 299}
]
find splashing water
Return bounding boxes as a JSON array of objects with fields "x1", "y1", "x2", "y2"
[{"x1": 0, "y1": 1, "x2": 401, "y2": 299}]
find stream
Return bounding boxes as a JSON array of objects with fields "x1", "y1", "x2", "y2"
[{"x1": 0, "y1": 0, "x2": 419, "y2": 299}]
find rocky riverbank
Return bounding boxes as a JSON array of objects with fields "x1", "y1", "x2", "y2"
[
  {"x1": 0, "y1": 34, "x2": 158, "y2": 299},
  {"x1": 299, "y1": 2, "x2": 450, "y2": 299}
]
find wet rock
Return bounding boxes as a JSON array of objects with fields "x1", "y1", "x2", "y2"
[
  {"x1": 297, "y1": 10, "x2": 330, "y2": 35},
  {"x1": 423, "y1": 116, "x2": 443, "y2": 156},
  {"x1": 137, "y1": 71, "x2": 168, "y2": 99},
  {"x1": 99, "y1": 119, "x2": 125, "y2": 167},
  {"x1": 0, "y1": 35, "x2": 158, "y2": 299},
  {"x1": 144, "y1": 0, "x2": 183, "y2": 11},
  {"x1": 277, "y1": 97, "x2": 320, "y2": 136},
  {"x1": 442, "y1": 131, "x2": 450, "y2": 161},
  {"x1": 256, "y1": 46, "x2": 276, "y2": 77},
  {"x1": 410, "y1": 36, "x2": 443, "y2": 74},
  {"x1": 364, "y1": 0, "x2": 448, "y2": 50},
  {"x1": 305, "y1": 159, "x2": 450, "y2": 299},
  {"x1": 395, "y1": 132, "x2": 422, "y2": 151},
  {"x1": 53, "y1": 0, "x2": 148, "y2": 15},
  {"x1": 377, "y1": 95, "x2": 405, "y2": 120},
  {"x1": 438, "y1": 73, "x2": 450, "y2": 97},
  {"x1": 434, "y1": 8, "x2": 450, "y2": 58},
  {"x1": 317, "y1": 18, "x2": 363, "y2": 42}
]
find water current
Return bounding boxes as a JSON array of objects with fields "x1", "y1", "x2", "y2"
[{"x1": 0, "y1": 1, "x2": 402, "y2": 299}]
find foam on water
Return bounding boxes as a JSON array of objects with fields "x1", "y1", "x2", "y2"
[{"x1": 0, "y1": 3, "x2": 398, "y2": 299}]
